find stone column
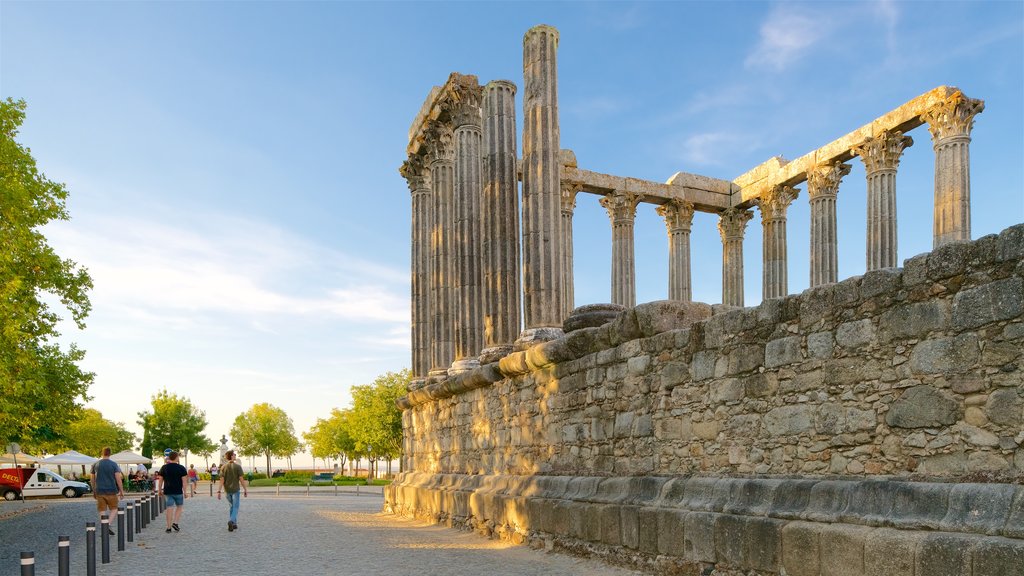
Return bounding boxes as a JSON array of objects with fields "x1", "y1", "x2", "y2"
[
  {"x1": 807, "y1": 161, "x2": 851, "y2": 287},
  {"x1": 853, "y1": 130, "x2": 912, "y2": 271},
  {"x1": 480, "y1": 80, "x2": 520, "y2": 362},
  {"x1": 426, "y1": 123, "x2": 455, "y2": 376},
  {"x1": 601, "y1": 191, "x2": 642, "y2": 308},
  {"x1": 718, "y1": 208, "x2": 753, "y2": 307},
  {"x1": 656, "y1": 199, "x2": 695, "y2": 301},
  {"x1": 560, "y1": 180, "x2": 581, "y2": 318},
  {"x1": 757, "y1": 185, "x2": 799, "y2": 301},
  {"x1": 520, "y1": 24, "x2": 564, "y2": 343},
  {"x1": 922, "y1": 91, "x2": 984, "y2": 248},
  {"x1": 399, "y1": 154, "x2": 432, "y2": 382},
  {"x1": 451, "y1": 84, "x2": 485, "y2": 374}
]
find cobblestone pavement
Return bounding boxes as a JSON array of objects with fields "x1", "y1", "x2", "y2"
[{"x1": 2, "y1": 488, "x2": 642, "y2": 576}]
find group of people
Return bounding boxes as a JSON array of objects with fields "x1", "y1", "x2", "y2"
[{"x1": 90, "y1": 447, "x2": 250, "y2": 534}]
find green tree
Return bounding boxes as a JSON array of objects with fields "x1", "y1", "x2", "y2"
[
  {"x1": 230, "y1": 403, "x2": 299, "y2": 475},
  {"x1": 348, "y1": 369, "x2": 408, "y2": 477},
  {"x1": 67, "y1": 408, "x2": 136, "y2": 456},
  {"x1": 304, "y1": 408, "x2": 356, "y2": 473},
  {"x1": 0, "y1": 98, "x2": 94, "y2": 446},
  {"x1": 136, "y1": 390, "x2": 214, "y2": 462},
  {"x1": 140, "y1": 427, "x2": 152, "y2": 460}
]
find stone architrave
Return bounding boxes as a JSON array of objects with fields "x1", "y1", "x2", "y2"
[
  {"x1": 450, "y1": 81, "x2": 485, "y2": 373},
  {"x1": 480, "y1": 80, "x2": 520, "y2": 361},
  {"x1": 560, "y1": 179, "x2": 582, "y2": 318},
  {"x1": 426, "y1": 123, "x2": 456, "y2": 376},
  {"x1": 853, "y1": 130, "x2": 913, "y2": 271},
  {"x1": 600, "y1": 190, "x2": 643, "y2": 307},
  {"x1": 520, "y1": 25, "x2": 564, "y2": 342},
  {"x1": 399, "y1": 154, "x2": 432, "y2": 381},
  {"x1": 756, "y1": 185, "x2": 799, "y2": 301},
  {"x1": 922, "y1": 91, "x2": 984, "y2": 248},
  {"x1": 718, "y1": 208, "x2": 753, "y2": 307},
  {"x1": 807, "y1": 161, "x2": 851, "y2": 287},
  {"x1": 656, "y1": 199, "x2": 695, "y2": 301}
]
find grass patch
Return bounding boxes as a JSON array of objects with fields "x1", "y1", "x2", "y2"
[{"x1": 248, "y1": 476, "x2": 390, "y2": 487}]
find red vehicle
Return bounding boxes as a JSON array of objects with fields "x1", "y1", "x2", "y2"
[{"x1": 0, "y1": 468, "x2": 32, "y2": 500}]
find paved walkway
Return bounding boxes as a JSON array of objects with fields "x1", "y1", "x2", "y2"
[{"x1": 5, "y1": 489, "x2": 641, "y2": 576}]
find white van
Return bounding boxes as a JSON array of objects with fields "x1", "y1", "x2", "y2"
[{"x1": 2, "y1": 467, "x2": 92, "y2": 500}]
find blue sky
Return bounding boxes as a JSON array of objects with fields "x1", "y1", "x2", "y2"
[{"x1": 3, "y1": 1, "x2": 1021, "y2": 467}]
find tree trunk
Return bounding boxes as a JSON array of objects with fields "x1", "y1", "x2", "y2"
[{"x1": 265, "y1": 451, "x2": 272, "y2": 477}]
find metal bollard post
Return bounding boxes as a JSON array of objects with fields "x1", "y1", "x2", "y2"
[
  {"x1": 100, "y1": 514, "x2": 110, "y2": 564},
  {"x1": 141, "y1": 498, "x2": 148, "y2": 529},
  {"x1": 335, "y1": 483, "x2": 338, "y2": 496},
  {"x1": 19, "y1": 552, "x2": 34, "y2": 576},
  {"x1": 276, "y1": 482, "x2": 280, "y2": 497},
  {"x1": 86, "y1": 522, "x2": 96, "y2": 576},
  {"x1": 209, "y1": 481, "x2": 213, "y2": 497},
  {"x1": 58, "y1": 536, "x2": 69, "y2": 576},
  {"x1": 117, "y1": 506, "x2": 125, "y2": 551},
  {"x1": 135, "y1": 499, "x2": 142, "y2": 532},
  {"x1": 306, "y1": 482, "x2": 310, "y2": 496},
  {"x1": 126, "y1": 502, "x2": 134, "y2": 542},
  {"x1": 356, "y1": 484, "x2": 360, "y2": 496}
]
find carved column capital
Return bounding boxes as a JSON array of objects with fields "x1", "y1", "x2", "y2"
[
  {"x1": 656, "y1": 199, "x2": 695, "y2": 234},
  {"x1": 560, "y1": 180, "x2": 582, "y2": 216},
  {"x1": 400, "y1": 154, "x2": 431, "y2": 193},
  {"x1": 717, "y1": 207, "x2": 754, "y2": 242},
  {"x1": 806, "y1": 161, "x2": 851, "y2": 200},
  {"x1": 922, "y1": 91, "x2": 984, "y2": 144},
  {"x1": 756, "y1": 185, "x2": 799, "y2": 222},
  {"x1": 425, "y1": 123, "x2": 454, "y2": 165},
  {"x1": 449, "y1": 84, "x2": 484, "y2": 129},
  {"x1": 852, "y1": 130, "x2": 913, "y2": 174},
  {"x1": 600, "y1": 190, "x2": 643, "y2": 225}
]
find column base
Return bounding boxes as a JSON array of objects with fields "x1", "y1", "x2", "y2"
[
  {"x1": 448, "y1": 358, "x2": 480, "y2": 375},
  {"x1": 427, "y1": 368, "x2": 449, "y2": 379},
  {"x1": 408, "y1": 378, "x2": 428, "y2": 391},
  {"x1": 479, "y1": 344, "x2": 514, "y2": 365},
  {"x1": 514, "y1": 327, "x2": 564, "y2": 351}
]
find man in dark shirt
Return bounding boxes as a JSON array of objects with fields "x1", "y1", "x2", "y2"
[
  {"x1": 158, "y1": 451, "x2": 188, "y2": 533},
  {"x1": 91, "y1": 447, "x2": 124, "y2": 535}
]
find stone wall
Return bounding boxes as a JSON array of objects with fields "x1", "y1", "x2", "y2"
[{"x1": 388, "y1": 224, "x2": 1024, "y2": 574}]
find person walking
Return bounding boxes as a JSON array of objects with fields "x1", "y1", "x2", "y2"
[
  {"x1": 187, "y1": 464, "x2": 198, "y2": 496},
  {"x1": 90, "y1": 447, "x2": 124, "y2": 535},
  {"x1": 158, "y1": 451, "x2": 188, "y2": 533},
  {"x1": 216, "y1": 450, "x2": 248, "y2": 532}
]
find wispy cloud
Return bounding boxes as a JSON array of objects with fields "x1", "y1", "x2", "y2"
[
  {"x1": 746, "y1": 5, "x2": 831, "y2": 71},
  {"x1": 675, "y1": 131, "x2": 761, "y2": 167}
]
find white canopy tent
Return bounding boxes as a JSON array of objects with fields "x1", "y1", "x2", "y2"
[
  {"x1": 110, "y1": 450, "x2": 150, "y2": 465},
  {"x1": 0, "y1": 452, "x2": 43, "y2": 465},
  {"x1": 41, "y1": 450, "x2": 99, "y2": 477}
]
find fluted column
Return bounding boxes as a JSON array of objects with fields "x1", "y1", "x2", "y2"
[
  {"x1": 427, "y1": 124, "x2": 455, "y2": 376},
  {"x1": 656, "y1": 200, "x2": 695, "y2": 301},
  {"x1": 560, "y1": 180, "x2": 581, "y2": 318},
  {"x1": 521, "y1": 24, "x2": 564, "y2": 339},
  {"x1": 601, "y1": 191, "x2": 642, "y2": 307},
  {"x1": 922, "y1": 91, "x2": 984, "y2": 248},
  {"x1": 718, "y1": 208, "x2": 753, "y2": 307},
  {"x1": 757, "y1": 185, "x2": 799, "y2": 300},
  {"x1": 807, "y1": 161, "x2": 851, "y2": 287},
  {"x1": 481, "y1": 80, "x2": 520, "y2": 361},
  {"x1": 451, "y1": 84, "x2": 485, "y2": 373},
  {"x1": 399, "y1": 154, "x2": 432, "y2": 381},
  {"x1": 853, "y1": 130, "x2": 912, "y2": 270}
]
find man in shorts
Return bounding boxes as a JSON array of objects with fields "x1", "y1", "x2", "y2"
[
  {"x1": 90, "y1": 447, "x2": 124, "y2": 535},
  {"x1": 158, "y1": 451, "x2": 188, "y2": 533}
]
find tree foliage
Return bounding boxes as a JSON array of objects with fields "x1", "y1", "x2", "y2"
[
  {"x1": 0, "y1": 98, "x2": 94, "y2": 446},
  {"x1": 303, "y1": 408, "x2": 356, "y2": 472},
  {"x1": 66, "y1": 408, "x2": 136, "y2": 456},
  {"x1": 136, "y1": 390, "x2": 215, "y2": 460},
  {"x1": 230, "y1": 403, "x2": 299, "y2": 475}
]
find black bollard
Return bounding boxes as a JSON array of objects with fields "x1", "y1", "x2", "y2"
[
  {"x1": 86, "y1": 522, "x2": 96, "y2": 576},
  {"x1": 134, "y1": 499, "x2": 141, "y2": 533},
  {"x1": 100, "y1": 514, "x2": 110, "y2": 564},
  {"x1": 19, "y1": 552, "x2": 34, "y2": 576},
  {"x1": 57, "y1": 536, "x2": 69, "y2": 576},
  {"x1": 117, "y1": 506, "x2": 125, "y2": 551},
  {"x1": 141, "y1": 498, "x2": 148, "y2": 529},
  {"x1": 126, "y1": 502, "x2": 134, "y2": 542}
]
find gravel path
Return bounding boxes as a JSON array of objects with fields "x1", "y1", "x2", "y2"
[{"x1": 2, "y1": 487, "x2": 641, "y2": 576}]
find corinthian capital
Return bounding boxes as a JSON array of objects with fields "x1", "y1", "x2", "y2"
[
  {"x1": 922, "y1": 91, "x2": 985, "y2": 143},
  {"x1": 717, "y1": 207, "x2": 753, "y2": 242},
  {"x1": 600, "y1": 190, "x2": 643, "y2": 225},
  {"x1": 560, "y1": 179, "x2": 583, "y2": 215},
  {"x1": 656, "y1": 199, "x2": 695, "y2": 233},
  {"x1": 852, "y1": 130, "x2": 913, "y2": 174},
  {"x1": 399, "y1": 154, "x2": 431, "y2": 193},
  {"x1": 425, "y1": 123, "x2": 454, "y2": 164},
  {"x1": 755, "y1": 185, "x2": 799, "y2": 222},
  {"x1": 806, "y1": 161, "x2": 851, "y2": 200}
]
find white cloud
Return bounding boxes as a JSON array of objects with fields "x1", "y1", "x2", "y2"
[
  {"x1": 677, "y1": 131, "x2": 760, "y2": 167},
  {"x1": 746, "y1": 5, "x2": 831, "y2": 71}
]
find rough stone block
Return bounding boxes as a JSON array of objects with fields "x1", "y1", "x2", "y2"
[
  {"x1": 691, "y1": 351, "x2": 717, "y2": 380},
  {"x1": 713, "y1": 513, "x2": 745, "y2": 566},
  {"x1": 815, "y1": 403, "x2": 876, "y2": 435},
  {"x1": 878, "y1": 301, "x2": 949, "y2": 341},
  {"x1": 998, "y1": 223, "x2": 1024, "y2": 262},
  {"x1": 634, "y1": 300, "x2": 713, "y2": 337},
  {"x1": 972, "y1": 536, "x2": 1024, "y2": 576},
  {"x1": 804, "y1": 480, "x2": 853, "y2": 523},
  {"x1": 599, "y1": 504, "x2": 622, "y2": 546},
  {"x1": 987, "y1": 388, "x2": 1024, "y2": 427},
  {"x1": 819, "y1": 523, "x2": 869, "y2": 576},
  {"x1": 764, "y1": 405, "x2": 814, "y2": 436},
  {"x1": 807, "y1": 331, "x2": 834, "y2": 359},
  {"x1": 769, "y1": 479, "x2": 818, "y2": 520},
  {"x1": 885, "y1": 385, "x2": 961, "y2": 428},
  {"x1": 682, "y1": 477, "x2": 720, "y2": 511},
  {"x1": 908, "y1": 333, "x2": 980, "y2": 374},
  {"x1": 743, "y1": 517, "x2": 783, "y2": 572},
  {"x1": 620, "y1": 505, "x2": 639, "y2": 549},
  {"x1": 638, "y1": 507, "x2": 660, "y2": 554},
  {"x1": 1004, "y1": 486, "x2": 1024, "y2": 538},
  {"x1": 656, "y1": 508, "x2": 687, "y2": 557},
  {"x1": 683, "y1": 512, "x2": 717, "y2": 563},
  {"x1": 941, "y1": 483, "x2": 1015, "y2": 535},
  {"x1": 724, "y1": 478, "x2": 781, "y2": 516},
  {"x1": 861, "y1": 268, "x2": 901, "y2": 298},
  {"x1": 725, "y1": 343, "x2": 764, "y2": 375},
  {"x1": 711, "y1": 378, "x2": 745, "y2": 403},
  {"x1": 901, "y1": 252, "x2": 929, "y2": 286},
  {"x1": 889, "y1": 481, "x2": 951, "y2": 531},
  {"x1": 840, "y1": 480, "x2": 896, "y2": 526},
  {"x1": 928, "y1": 240, "x2": 971, "y2": 279},
  {"x1": 766, "y1": 336, "x2": 802, "y2": 368},
  {"x1": 836, "y1": 318, "x2": 876, "y2": 349},
  {"x1": 780, "y1": 521, "x2": 820, "y2": 576},
  {"x1": 952, "y1": 277, "x2": 1024, "y2": 331},
  {"x1": 863, "y1": 527, "x2": 920, "y2": 576},
  {"x1": 916, "y1": 533, "x2": 973, "y2": 576}
]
